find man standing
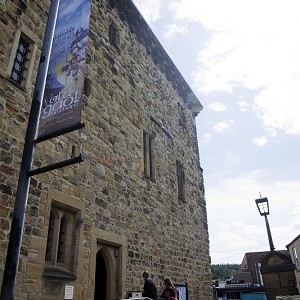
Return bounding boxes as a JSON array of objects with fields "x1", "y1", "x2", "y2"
[{"x1": 142, "y1": 271, "x2": 158, "y2": 300}]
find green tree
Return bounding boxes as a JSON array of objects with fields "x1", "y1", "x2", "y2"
[{"x1": 211, "y1": 263, "x2": 240, "y2": 281}]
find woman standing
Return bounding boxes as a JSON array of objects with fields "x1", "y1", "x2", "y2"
[{"x1": 161, "y1": 278, "x2": 178, "y2": 300}]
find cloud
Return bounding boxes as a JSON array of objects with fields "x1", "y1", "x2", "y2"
[
  {"x1": 168, "y1": 0, "x2": 300, "y2": 135},
  {"x1": 254, "y1": 89, "x2": 300, "y2": 135},
  {"x1": 238, "y1": 99, "x2": 250, "y2": 112},
  {"x1": 213, "y1": 119, "x2": 235, "y2": 133},
  {"x1": 132, "y1": 0, "x2": 161, "y2": 25},
  {"x1": 252, "y1": 136, "x2": 268, "y2": 147},
  {"x1": 207, "y1": 102, "x2": 227, "y2": 112},
  {"x1": 164, "y1": 23, "x2": 188, "y2": 39},
  {"x1": 201, "y1": 133, "x2": 212, "y2": 144}
]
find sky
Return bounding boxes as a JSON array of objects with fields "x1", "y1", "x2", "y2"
[{"x1": 132, "y1": 0, "x2": 300, "y2": 264}]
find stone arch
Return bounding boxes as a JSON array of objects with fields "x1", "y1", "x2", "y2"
[
  {"x1": 90, "y1": 228, "x2": 126, "y2": 299},
  {"x1": 96, "y1": 245, "x2": 116, "y2": 299}
]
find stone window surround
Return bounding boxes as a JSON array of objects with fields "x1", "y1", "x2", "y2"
[
  {"x1": 44, "y1": 189, "x2": 84, "y2": 278},
  {"x1": 90, "y1": 228, "x2": 127, "y2": 299},
  {"x1": 6, "y1": 23, "x2": 38, "y2": 90}
]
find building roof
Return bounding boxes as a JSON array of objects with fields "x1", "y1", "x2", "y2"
[{"x1": 286, "y1": 234, "x2": 300, "y2": 248}]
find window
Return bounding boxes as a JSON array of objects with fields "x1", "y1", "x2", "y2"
[
  {"x1": 176, "y1": 161, "x2": 185, "y2": 201},
  {"x1": 10, "y1": 35, "x2": 31, "y2": 85},
  {"x1": 292, "y1": 247, "x2": 299, "y2": 269},
  {"x1": 43, "y1": 190, "x2": 84, "y2": 281},
  {"x1": 7, "y1": 28, "x2": 37, "y2": 89},
  {"x1": 45, "y1": 205, "x2": 76, "y2": 268},
  {"x1": 109, "y1": 23, "x2": 119, "y2": 48},
  {"x1": 178, "y1": 102, "x2": 186, "y2": 127},
  {"x1": 143, "y1": 130, "x2": 155, "y2": 180}
]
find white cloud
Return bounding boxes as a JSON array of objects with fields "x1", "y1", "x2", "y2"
[
  {"x1": 254, "y1": 89, "x2": 300, "y2": 135},
  {"x1": 164, "y1": 23, "x2": 187, "y2": 39},
  {"x1": 207, "y1": 101, "x2": 227, "y2": 112},
  {"x1": 238, "y1": 99, "x2": 250, "y2": 112},
  {"x1": 252, "y1": 136, "x2": 268, "y2": 147},
  {"x1": 213, "y1": 119, "x2": 235, "y2": 133},
  {"x1": 132, "y1": 0, "x2": 161, "y2": 25},
  {"x1": 168, "y1": 0, "x2": 300, "y2": 135},
  {"x1": 201, "y1": 133, "x2": 212, "y2": 144}
]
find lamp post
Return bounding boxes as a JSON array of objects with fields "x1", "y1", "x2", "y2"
[
  {"x1": 255, "y1": 197, "x2": 275, "y2": 251},
  {"x1": 0, "y1": 1, "x2": 60, "y2": 299}
]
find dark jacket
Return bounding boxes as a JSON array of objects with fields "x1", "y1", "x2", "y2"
[
  {"x1": 143, "y1": 278, "x2": 158, "y2": 300},
  {"x1": 162, "y1": 287, "x2": 177, "y2": 300}
]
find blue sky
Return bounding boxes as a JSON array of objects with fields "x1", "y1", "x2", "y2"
[{"x1": 132, "y1": 0, "x2": 300, "y2": 264}]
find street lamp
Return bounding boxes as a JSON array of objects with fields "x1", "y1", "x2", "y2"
[{"x1": 255, "y1": 197, "x2": 275, "y2": 251}]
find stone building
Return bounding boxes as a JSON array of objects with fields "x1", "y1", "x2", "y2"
[
  {"x1": 0, "y1": 0, "x2": 211, "y2": 299},
  {"x1": 286, "y1": 235, "x2": 300, "y2": 294},
  {"x1": 260, "y1": 251, "x2": 299, "y2": 300}
]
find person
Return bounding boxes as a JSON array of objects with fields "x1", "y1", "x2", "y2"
[
  {"x1": 43, "y1": 73, "x2": 65, "y2": 106},
  {"x1": 161, "y1": 278, "x2": 178, "y2": 300},
  {"x1": 142, "y1": 271, "x2": 158, "y2": 300}
]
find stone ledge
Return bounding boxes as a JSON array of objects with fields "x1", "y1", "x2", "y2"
[{"x1": 43, "y1": 267, "x2": 77, "y2": 282}]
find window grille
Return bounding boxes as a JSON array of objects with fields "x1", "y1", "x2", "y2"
[{"x1": 10, "y1": 36, "x2": 31, "y2": 85}]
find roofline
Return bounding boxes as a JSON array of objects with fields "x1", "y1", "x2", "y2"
[{"x1": 286, "y1": 233, "x2": 300, "y2": 248}]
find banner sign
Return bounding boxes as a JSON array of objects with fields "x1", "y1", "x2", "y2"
[{"x1": 38, "y1": 0, "x2": 92, "y2": 139}]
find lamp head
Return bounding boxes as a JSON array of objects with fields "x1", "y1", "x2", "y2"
[{"x1": 255, "y1": 197, "x2": 270, "y2": 216}]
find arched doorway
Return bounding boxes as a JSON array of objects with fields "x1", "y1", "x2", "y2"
[
  {"x1": 94, "y1": 251, "x2": 107, "y2": 300},
  {"x1": 90, "y1": 229, "x2": 126, "y2": 299}
]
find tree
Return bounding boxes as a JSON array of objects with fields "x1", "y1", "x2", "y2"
[{"x1": 211, "y1": 263, "x2": 240, "y2": 281}]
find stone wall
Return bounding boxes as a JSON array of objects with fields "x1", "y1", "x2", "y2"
[{"x1": 0, "y1": 0, "x2": 211, "y2": 299}]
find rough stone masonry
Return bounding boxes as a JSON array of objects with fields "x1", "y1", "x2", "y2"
[{"x1": 0, "y1": 0, "x2": 211, "y2": 299}]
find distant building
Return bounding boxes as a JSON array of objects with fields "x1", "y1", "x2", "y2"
[
  {"x1": 239, "y1": 252, "x2": 269, "y2": 285},
  {"x1": 213, "y1": 252, "x2": 266, "y2": 300},
  {"x1": 260, "y1": 250, "x2": 299, "y2": 300},
  {"x1": 286, "y1": 234, "x2": 300, "y2": 294},
  {"x1": 213, "y1": 249, "x2": 300, "y2": 300}
]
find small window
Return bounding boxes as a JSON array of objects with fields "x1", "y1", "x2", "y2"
[
  {"x1": 143, "y1": 130, "x2": 155, "y2": 180},
  {"x1": 109, "y1": 23, "x2": 119, "y2": 48},
  {"x1": 176, "y1": 161, "x2": 185, "y2": 202},
  {"x1": 292, "y1": 247, "x2": 299, "y2": 269},
  {"x1": 10, "y1": 35, "x2": 31, "y2": 85},
  {"x1": 178, "y1": 102, "x2": 186, "y2": 127},
  {"x1": 45, "y1": 206, "x2": 75, "y2": 269}
]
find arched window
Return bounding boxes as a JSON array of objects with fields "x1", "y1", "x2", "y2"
[{"x1": 45, "y1": 206, "x2": 75, "y2": 268}]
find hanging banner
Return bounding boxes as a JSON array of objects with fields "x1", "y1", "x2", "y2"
[{"x1": 38, "y1": 0, "x2": 92, "y2": 139}]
